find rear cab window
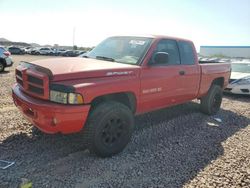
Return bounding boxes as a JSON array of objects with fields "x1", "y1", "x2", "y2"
[{"x1": 178, "y1": 41, "x2": 195, "y2": 65}]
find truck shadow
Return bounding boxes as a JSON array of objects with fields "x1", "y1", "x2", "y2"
[
  {"x1": 0, "y1": 101, "x2": 249, "y2": 187},
  {"x1": 224, "y1": 93, "x2": 250, "y2": 102}
]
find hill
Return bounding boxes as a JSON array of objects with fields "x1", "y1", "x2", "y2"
[{"x1": 0, "y1": 38, "x2": 10, "y2": 42}]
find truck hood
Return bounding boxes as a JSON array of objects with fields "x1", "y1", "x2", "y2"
[{"x1": 30, "y1": 57, "x2": 140, "y2": 81}]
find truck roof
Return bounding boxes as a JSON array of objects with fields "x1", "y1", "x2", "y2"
[{"x1": 111, "y1": 35, "x2": 193, "y2": 43}]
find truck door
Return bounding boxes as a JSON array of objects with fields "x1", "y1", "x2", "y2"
[
  {"x1": 176, "y1": 41, "x2": 200, "y2": 101},
  {"x1": 139, "y1": 39, "x2": 185, "y2": 113}
]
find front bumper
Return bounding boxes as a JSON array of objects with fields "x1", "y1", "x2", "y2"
[{"x1": 12, "y1": 84, "x2": 91, "y2": 134}]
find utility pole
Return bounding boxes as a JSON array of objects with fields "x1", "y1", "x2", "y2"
[{"x1": 73, "y1": 27, "x2": 76, "y2": 48}]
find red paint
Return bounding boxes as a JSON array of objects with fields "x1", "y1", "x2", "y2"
[
  {"x1": 13, "y1": 84, "x2": 90, "y2": 134},
  {"x1": 12, "y1": 36, "x2": 231, "y2": 134}
]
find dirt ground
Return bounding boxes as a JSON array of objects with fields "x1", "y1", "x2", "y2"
[{"x1": 0, "y1": 55, "x2": 250, "y2": 188}]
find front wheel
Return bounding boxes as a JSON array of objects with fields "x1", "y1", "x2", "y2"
[
  {"x1": 200, "y1": 85, "x2": 223, "y2": 115},
  {"x1": 84, "y1": 101, "x2": 134, "y2": 157}
]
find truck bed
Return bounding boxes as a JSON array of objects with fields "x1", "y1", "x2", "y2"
[{"x1": 198, "y1": 62, "x2": 231, "y2": 97}]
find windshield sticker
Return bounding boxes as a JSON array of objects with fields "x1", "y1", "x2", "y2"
[{"x1": 129, "y1": 40, "x2": 146, "y2": 45}]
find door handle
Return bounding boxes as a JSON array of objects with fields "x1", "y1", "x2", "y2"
[{"x1": 179, "y1": 70, "x2": 185, "y2": 75}]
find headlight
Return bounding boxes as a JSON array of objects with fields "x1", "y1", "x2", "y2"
[
  {"x1": 68, "y1": 93, "x2": 84, "y2": 104},
  {"x1": 234, "y1": 76, "x2": 250, "y2": 85},
  {"x1": 50, "y1": 90, "x2": 84, "y2": 104},
  {"x1": 50, "y1": 90, "x2": 68, "y2": 104}
]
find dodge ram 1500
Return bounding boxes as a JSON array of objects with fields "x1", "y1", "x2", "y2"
[{"x1": 12, "y1": 35, "x2": 231, "y2": 157}]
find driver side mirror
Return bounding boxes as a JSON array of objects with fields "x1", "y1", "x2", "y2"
[{"x1": 149, "y1": 52, "x2": 169, "y2": 65}]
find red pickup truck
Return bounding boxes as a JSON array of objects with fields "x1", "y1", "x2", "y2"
[{"x1": 12, "y1": 35, "x2": 231, "y2": 157}]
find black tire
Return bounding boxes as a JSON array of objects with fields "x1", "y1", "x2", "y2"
[
  {"x1": 0, "y1": 62, "x2": 5, "y2": 72},
  {"x1": 84, "y1": 101, "x2": 134, "y2": 157},
  {"x1": 200, "y1": 85, "x2": 223, "y2": 115}
]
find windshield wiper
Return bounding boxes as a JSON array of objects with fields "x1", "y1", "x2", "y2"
[{"x1": 96, "y1": 56, "x2": 115, "y2": 62}]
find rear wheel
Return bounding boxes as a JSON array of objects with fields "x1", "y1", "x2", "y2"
[
  {"x1": 84, "y1": 101, "x2": 134, "y2": 157},
  {"x1": 200, "y1": 85, "x2": 223, "y2": 115}
]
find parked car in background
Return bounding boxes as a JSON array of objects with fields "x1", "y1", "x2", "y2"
[
  {"x1": 61, "y1": 50, "x2": 79, "y2": 57},
  {"x1": 23, "y1": 47, "x2": 32, "y2": 54},
  {"x1": 8, "y1": 46, "x2": 25, "y2": 55},
  {"x1": 30, "y1": 48, "x2": 39, "y2": 55},
  {"x1": 76, "y1": 50, "x2": 86, "y2": 56},
  {"x1": 78, "y1": 51, "x2": 90, "y2": 57},
  {"x1": 225, "y1": 61, "x2": 250, "y2": 95},
  {"x1": 54, "y1": 49, "x2": 66, "y2": 56},
  {"x1": 0, "y1": 46, "x2": 13, "y2": 72},
  {"x1": 199, "y1": 57, "x2": 231, "y2": 64},
  {"x1": 35, "y1": 47, "x2": 55, "y2": 55}
]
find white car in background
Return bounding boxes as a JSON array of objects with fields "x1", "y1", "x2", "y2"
[
  {"x1": 35, "y1": 47, "x2": 55, "y2": 55},
  {"x1": 225, "y1": 61, "x2": 250, "y2": 95},
  {"x1": 0, "y1": 46, "x2": 13, "y2": 72}
]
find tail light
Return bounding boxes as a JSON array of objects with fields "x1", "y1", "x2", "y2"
[{"x1": 3, "y1": 51, "x2": 11, "y2": 57}]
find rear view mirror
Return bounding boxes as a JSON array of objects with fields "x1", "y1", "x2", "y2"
[{"x1": 152, "y1": 52, "x2": 169, "y2": 65}]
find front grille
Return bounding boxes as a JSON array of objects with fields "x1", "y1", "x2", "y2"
[
  {"x1": 15, "y1": 66, "x2": 49, "y2": 99},
  {"x1": 27, "y1": 75, "x2": 43, "y2": 86},
  {"x1": 17, "y1": 79, "x2": 23, "y2": 86},
  {"x1": 16, "y1": 69, "x2": 23, "y2": 86},
  {"x1": 28, "y1": 85, "x2": 44, "y2": 95},
  {"x1": 16, "y1": 70, "x2": 22, "y2": 77}
]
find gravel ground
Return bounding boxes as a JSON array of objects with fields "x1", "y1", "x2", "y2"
[{"x1": 0, "y1": 55, "x2": 250, "y2": 188}]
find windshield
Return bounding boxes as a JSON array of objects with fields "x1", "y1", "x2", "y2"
[
  {"x1": 232, "y1": 63, "x2": 250, "y2": 73},
  {"x1": 87, "y1": 36, "x2": 152, "y2": 65}
]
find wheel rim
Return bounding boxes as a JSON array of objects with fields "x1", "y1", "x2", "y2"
[
  {"x1": 212, "y1": 93, "x2": 221, "y2": 112},
  {"x1": 101, "y1": 118, "x2": 124, "y2": 147}
]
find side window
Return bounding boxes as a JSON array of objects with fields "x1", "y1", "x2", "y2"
[
  {"x1": 152, "y1": 39, "x2": 180, "y2": 65},
  {"x1": 178, "y1": 41, "x2": 195, "y2": 65}
]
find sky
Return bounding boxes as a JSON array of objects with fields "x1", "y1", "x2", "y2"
[{"x1": 0, "y1": 0, "x2": 249, "y2": 51}]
